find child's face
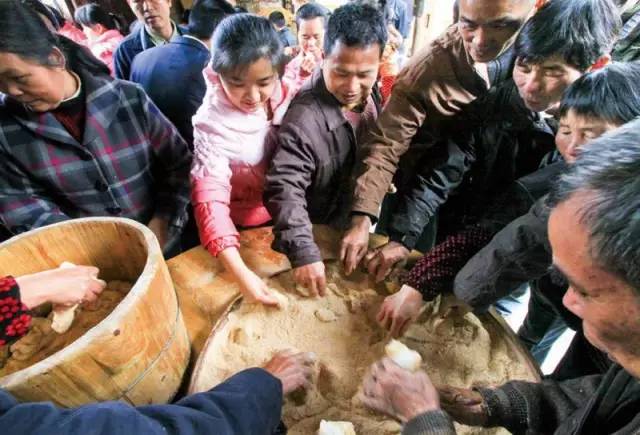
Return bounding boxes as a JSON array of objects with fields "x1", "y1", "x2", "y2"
[
  {"x1": 513, "y1": 55, "x2": 583, "y2": 113},
  {"x1": 219, "y1": 57, "x2": 278, "y2": 113},
  {"x1": 556, "y1": 110, "x2": 620, "y2": 163}
]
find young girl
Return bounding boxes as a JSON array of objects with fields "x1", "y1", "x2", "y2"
[
  {"x1": 74, "y1": 4, "x2": 125, "y2": 75},
  {"x1": 191, "y1": 14, "x2": 293, "y2": 306}
]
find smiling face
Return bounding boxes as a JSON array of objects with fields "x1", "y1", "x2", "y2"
[
  {"x1": 322, "y1": 41, "x2": 380, "y2": 109},
  {"x1": 549, "y1": 193, "x2": 640, "y2": 378},
  {"x1": 556, "y1": 110, "x2": 620, "y2": 163},
  {"x1": 458, "y1": 0, "x2": 532, "y2": 63},
  {"x1": 0, "y1": 51, "x2": 70, "y2": 112},
  {"x1": 218, "y1": 57, "x2": 279, "y2": 113},
  {"x1": 128, "y1": 0, "x2": 172, "y2": 34},
  {"x1": 513, "y1": 55, "x2": 583, "y2": 113}
]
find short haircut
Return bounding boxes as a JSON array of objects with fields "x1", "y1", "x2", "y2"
[
  {"x1": 324, "y1": 2, "x2": 387, "y2": 57},
  {"x1": 515, "y1": 0, "x2": 621, "y2": 71},
  {"x1": 559, "y1": 62, "x2": 640, "y2": 125},
  {"x1": 211, "y1": 13, "x2": 284, "y2": 75},
  {"x1": 548, "y1": 119, "x2": 640, "y2": 294},
  {"x1": 295, "y1": 2, "x2": 327, "y2": 28},
  {"x1": 268, "y1": 11, "x2": 287, "y2": 28},
  {"x1": 188, "y1": 0, "x2": 235, "y2": 40}
]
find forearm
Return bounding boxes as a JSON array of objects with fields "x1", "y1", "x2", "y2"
[{"x1": 402, "y1": 410, "x2": 457, "y2": 435}]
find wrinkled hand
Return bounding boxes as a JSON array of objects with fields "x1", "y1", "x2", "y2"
[
  {"x1": 364, "y1": 241, "x2": 410, "y2": 283},
  {"x1": 263, "y1": 349, "x2": 317, "y2": 394},
  {"x1": 362, "y1": 358, "x2": 440, "y2": 423},
  {"x1": 238, "y1": 270, "x2": 280, "y2": 307},
  {"x1": 377, "y1": 285, "x2": 423, "y2": 337},
  {"x1": 340, "y1": 215, "x2": 372, "y2": 275},
  {"x1": 438, "y1": 385, "x2": 488, "y2": 426},
  {"x1": 293, "y1": 261, "x2": 326, "y2": 297},
  {"x1": 16, "y1": 265, "x2": 107, "y2": 309},
  {"x1": 299, "y1": 51, "x2": 319, "y2": 77}
]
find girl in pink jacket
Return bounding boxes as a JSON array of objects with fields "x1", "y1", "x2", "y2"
[
  {"x1": 74, "y1": 4, "x2": 125, "y2": 75},
  {"x1": 191, "y1": 14, "x2": 293, "y2": 306}
]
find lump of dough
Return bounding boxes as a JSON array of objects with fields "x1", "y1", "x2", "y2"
[
  {"x1": 270, "y1": 289, "x2": 289, "y2": 309},
  {"x1": 385, "y1": 339, "x2": 422, "y2": 372},
  {"x1": 51, "y1": 304, "x2": 78, "y2": 334},
  {"x1": 294, "y1": 284, "x2": 313, "y2": 298},
  {"x1": 318, "y1": 420, "x2": 356, "y2": 435},
  {"x1": 314, "y1": 308, "x2": 337, "y2": 323}
]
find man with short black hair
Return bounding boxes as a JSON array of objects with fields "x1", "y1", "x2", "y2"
[
  {"x1": 265, "y1": 3, "x2": 387, "y2": 296},
  {"x1": 362, "y1": 121, "x2": 640, "y2": 434},
  {"x1": 114, "y1": 0, "x2": 187, "y2": 80},
  {"x1": 269, "y1": 10, "x2": 297, "y2": 48},
  {"x1": 130, "y1": 0, "x2": 234, "y2": 147}
]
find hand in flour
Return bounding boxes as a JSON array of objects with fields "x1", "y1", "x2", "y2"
[
  {"x1": 293, "y1": 261, "x2": 326, "y2": 297},
  {"x1": 238, "y1": 270, "x2": 281, "y2": 307},
  {"x1": 364, "y1": 242, "x2": 410, "y2": 283},
  {"x1": 377, "y1": 285, "x2": 423, "y2": 337},
  {"x1": 263, "y1": 350, "x2": 316, "y2": 394},
  {"x1": 361, "y1": 357, "x2": 440, "y2": 423},
  {"x1": 340, "y1": 215, "x2": 372, "y2": 275},
  {"x1": 16, "y1": 266, "x2": 107, "y2": 309},
  {"x1": 438, "y1": 385, "x2": 488, "y2": 426}
]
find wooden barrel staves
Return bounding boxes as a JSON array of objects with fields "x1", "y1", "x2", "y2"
[{"x1": 0, "y1": 218, "x2": 190, "y2": 407}]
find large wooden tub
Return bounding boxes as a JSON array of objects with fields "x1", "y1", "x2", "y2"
[{"x1": 0, "y1": 218, "x2": 190, "y2": 407}]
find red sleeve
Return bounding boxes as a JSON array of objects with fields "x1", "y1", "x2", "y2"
[
  {"x1": 0, "y1": 276, "x2": 32, "y2": 346},
  {"x1": 404, "y1": 226, "x2": 492, "y2": 300}
]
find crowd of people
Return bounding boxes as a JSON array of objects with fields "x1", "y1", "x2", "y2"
[{"x1": 0, "y1": 0, "x2": 639, "y2": 433}]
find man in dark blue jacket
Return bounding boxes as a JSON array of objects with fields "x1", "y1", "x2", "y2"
[
  {"x1": 1, "y1": 350, "x2": 315, "y2": 435},
  {"x1": 114, "y1": 0, "x2": 187, "y2": 80},
  {"x1": 130, "y1": 0, "x2": 234, "y2": 147}
]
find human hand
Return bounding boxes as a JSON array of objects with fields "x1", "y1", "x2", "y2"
[
  {"x1": 293, "y1": 261, "x2": 326, "y2": 297},
  {"x1": 299, "y1": 51, "x2": 318, "y2": 77},
  {"x1": 361, "y1": 357, "x2": 440, "y2": 423},
  {"x1": 364, "y1": 241, "x2": 410, "y2": 283},
  {"x1": 377, "y1": 285, "x2": 423, "y2": 337},
  {"x1": 263, "y1": 349, "x2": 317, "y2": 394},
  {"x1": 16, "y1": 265, "x2": 107, "y2": 309},
  {"x1": 238, "y1": 270, "x2": 280, "y2": 307},
  {"x1": 340, "y1": 215, "x2": 372, "y2": 276},
  {"x1": 438, "y1": 385, "x2": 488, "y2": 426}
]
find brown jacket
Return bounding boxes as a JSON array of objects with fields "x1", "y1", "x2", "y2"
[
  {"x1": 351, "y1": 24, "x2": 511, "y2": 218},
  {"x1": 264, "y1": 68, "x2": 381, "y2": 267}
]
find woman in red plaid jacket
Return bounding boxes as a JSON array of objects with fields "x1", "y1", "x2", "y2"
[{"x1": 0, "y1": 2, "x2": 192, "y2": 253}]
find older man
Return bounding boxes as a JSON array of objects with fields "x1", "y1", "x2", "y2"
[
  {"x1": 361, "y1": 121, "x2": 640, "y2": 434},
  {"x1": 340, "y1": 0, "x2": 535, "y2": 276},
  {"x1": 114, "y1": 0, "x2": 186, "y2": 80}
]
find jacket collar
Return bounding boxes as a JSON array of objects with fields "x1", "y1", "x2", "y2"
[
  {"x1": 6, "y1": 71, "x2": 123, "y2": 147},
  {"x1": 140, "y1": 21, "x2": 184, "y2": 51},
  {"x1": 308, "y1": 68, "x2": 349, "y2": 132}
]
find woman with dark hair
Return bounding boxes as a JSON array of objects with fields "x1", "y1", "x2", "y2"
[
  {"x1": 0, "y1": 1, "x2": 191, "y2": 255},
  {"x1": 74, "y1": 3, "x2": 125, "y2": 74},
  {"x1": 191, "y1": 13, "x2": 293, "y2": 306}
]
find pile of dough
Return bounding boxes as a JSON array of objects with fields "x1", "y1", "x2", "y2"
[
  {"x1": 385, "y1": 339, "x2": 422, "y2": 372},
  {"x1": 318, "y1": 420, "x2": 356, "y2": 435}
]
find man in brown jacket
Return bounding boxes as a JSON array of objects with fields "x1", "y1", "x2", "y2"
[
  {"x1": 264, "y1": 3, "x2": 386, "y2": 295},
  {"x1": 340, "y1": 0, "x2": 535, "y2": 278}
]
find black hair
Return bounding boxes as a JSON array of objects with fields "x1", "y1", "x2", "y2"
[
  {"x1": 21, "y1": 0, "x2": 60, "y2": 29},
  {"x1": 559, "y1": 62, "x2": 640, "y2": 125},
  {"x1": 295, "y1": 2, "x2": 328, "y2": 28},
  {"x1": 188, "y1": 0, "x2": 235, "y2": 40},
  {"x1": 515, "y1": 0, "x2": 621, "y2": 71},
  {"x1": 268, "y1": 11, "x2": 287, "y2": 28},
  {"x1": 548, "y1": 119, "x2": 640, "y2": 293},
  {"x1": 46, "y1": 4, "x2": 65, "y2": 27},
  {"x1": 324, "y1": 2, "x2": 387, "y2": 56},
  {"x1": 74, "y1": 3, "x2": 124, "y2": 33},
  {"x1": 210, "y1": 14, "x2": 284, "y2": 75},
  {"x1": 0, "y1": 0, "x2": 109, "y2": 76}
]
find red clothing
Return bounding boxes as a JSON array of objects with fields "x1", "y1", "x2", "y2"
[
  {"x1": 0, "y1": 276, "x2": 32, "y2": 346},
  {"x1": 59, "y1": 21, "x2": 88, "y2": 46}
]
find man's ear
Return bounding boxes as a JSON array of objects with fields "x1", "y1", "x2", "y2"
[
  {"x1": 48, "y1": 47, "x2": 67, "y2": 69},
  {"x1": 589, "y1": 54, "x2": 611, "y2": 72}
]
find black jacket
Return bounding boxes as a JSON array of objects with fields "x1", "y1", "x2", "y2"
[{"x1": 386, "y1": 79, "x2": 557, "y2": 249}]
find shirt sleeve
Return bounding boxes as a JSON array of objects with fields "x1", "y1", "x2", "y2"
[{"x1": 0, "y1": 276, "x2": 32, "y2": 347}]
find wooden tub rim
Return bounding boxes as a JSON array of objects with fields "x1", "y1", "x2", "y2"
[{"x1": 0, "y1": 217, "x2": 169, "y2": 387}]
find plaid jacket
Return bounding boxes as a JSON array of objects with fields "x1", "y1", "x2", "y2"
[{"x1": 0, "y1": 71, "x2": 192, "y2": 235}]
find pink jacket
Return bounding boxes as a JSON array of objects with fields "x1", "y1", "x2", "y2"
[
  {"x1": 191, "y1": 67, "x2": 293, "y2": 257},
  {"x1": 59, "y1": 22, "x2": 88, "y2": 46},
  {"x1": 88, "y1": 30, "x2": 124, "y2": 75}
]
